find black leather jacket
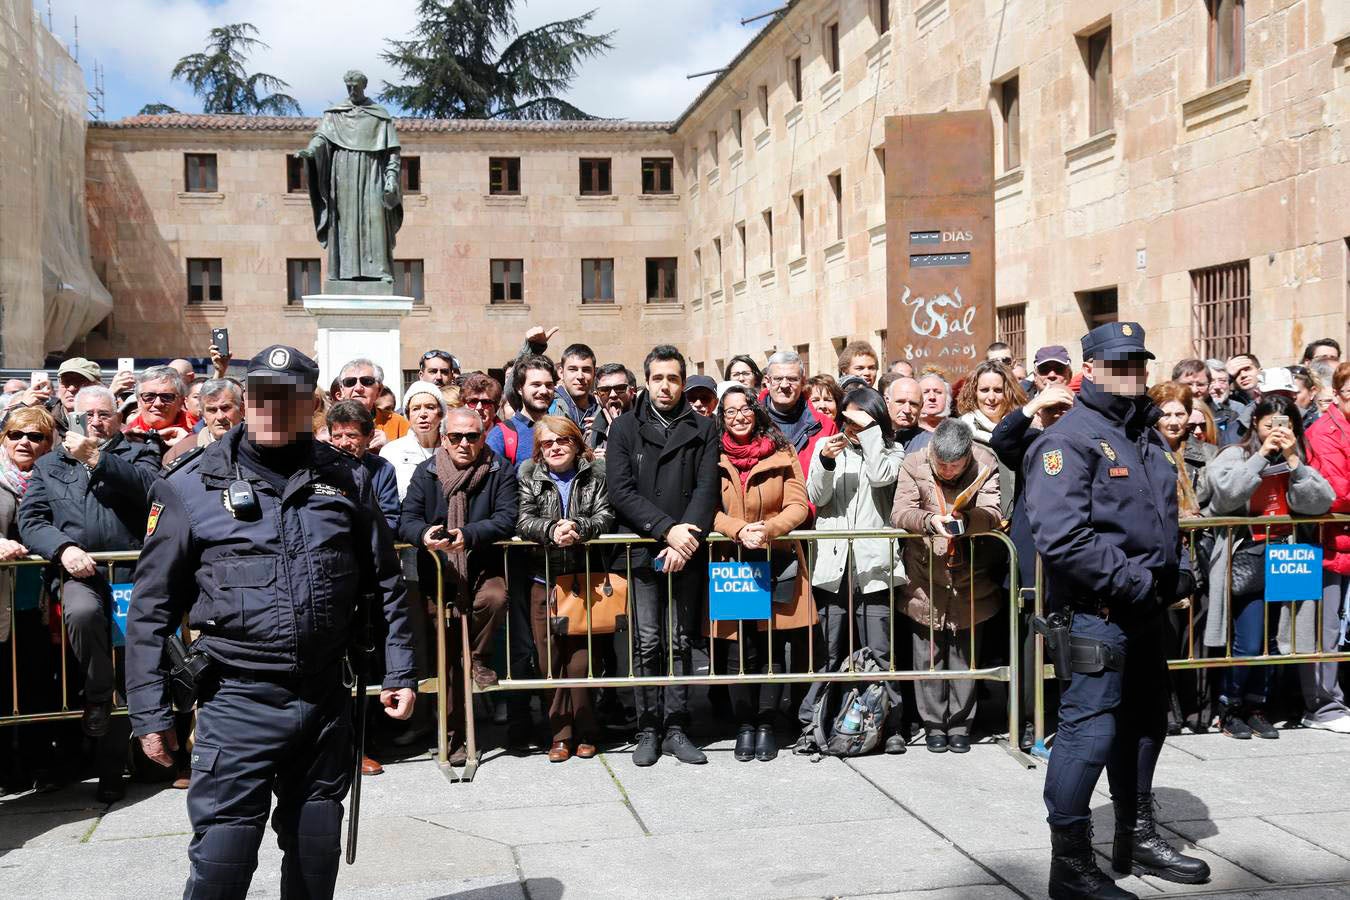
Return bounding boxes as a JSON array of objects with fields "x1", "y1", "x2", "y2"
[{"x1": 516, "y1": 457, "x2": 615, "y2": 576}]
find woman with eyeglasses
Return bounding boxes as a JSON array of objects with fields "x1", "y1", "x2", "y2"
[
  {"x1": 1206, "y1": 394, "x2": 1333, "y2": 739},
  {"x1": 516, "y1": 415, "x2": 614, "y2": 762},
  {"x1": 1300, "y1": 362, "x2": 1350, "y2": 734},
  {"x1": 708, "y1": 385, "x2": 812, "y2": 762},
  {"x1": 724, "y1": 355, "x2": 764, "y2": 392},
  {"x1": 0, "y1": 408, "x2": 58, "y2": 793}
]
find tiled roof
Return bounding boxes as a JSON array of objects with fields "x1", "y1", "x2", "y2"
[{"x1": 93, "y1": 113, "x2": 673, "y2": 133}]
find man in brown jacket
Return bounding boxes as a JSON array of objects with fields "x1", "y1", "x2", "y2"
[{"x1": 891, "y1": 418, "x2": 1002, "y2": 753}]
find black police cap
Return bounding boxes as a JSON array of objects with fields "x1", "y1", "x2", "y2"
[
  {"x1": 245, "y1": 344, "x2": 320, "y2": 389},
  {"x1": 1080, "y1": 322, "x2": 1155, "y2": 362}
]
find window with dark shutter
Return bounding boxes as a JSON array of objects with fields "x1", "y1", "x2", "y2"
[
  {"x1": 491, "y1": 259, "x2": 524, "y2": 303},
  {"x1": 646, "y1": 258, "x2": 678, "y2": 303},
  {"x1": 187, "y1": 258, "x2": 222, "y2": 305},
  {"x1": 579, "y1": 158, "x2": 611, "y2": 195},
  {"x1": 184, "y1": 154, "x2": 217, "y2": 192}
]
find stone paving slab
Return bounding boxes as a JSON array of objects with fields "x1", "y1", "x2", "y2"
[
  {"x1": 1167, "y1": 817, "x2": 1350, "y2": 884},
  {"x1": 423, "y1": 799, "x2": 643, "y2": 845}
]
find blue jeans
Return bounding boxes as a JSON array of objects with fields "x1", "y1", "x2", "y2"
[{"x1": 1220, "y1": 592, "x2": 1272, "y2": 706}]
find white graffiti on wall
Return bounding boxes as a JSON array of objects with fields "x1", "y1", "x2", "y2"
[{"x1": 899, "y1": 285, "x2": 977, "y2": 361}]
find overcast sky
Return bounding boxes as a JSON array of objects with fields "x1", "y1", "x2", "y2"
[{"x1": 37, "y1": 0, "x2": 772, "y2": 120}]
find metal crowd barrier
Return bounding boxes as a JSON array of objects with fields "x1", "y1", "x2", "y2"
[
  {"x1": 0, "y1": 547, "x2": 456, "y2": 774},
  {"x1": 450, "y1": 527, "x2": 1034, "y2": 781},
  {"x1": 1027, "y1": 513, "x2": 1350, "y2": 759}
]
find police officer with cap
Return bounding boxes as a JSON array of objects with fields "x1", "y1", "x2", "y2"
[
  {"x1": 1023, "y1": 323, "x2": 1209, "y2": 899},
  {"x1": 126, "y1": 344, "x2": 417, "y2": 899}
]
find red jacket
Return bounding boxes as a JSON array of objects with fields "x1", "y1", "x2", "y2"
[
  {"x1": 1304, "y1": 405, "x2": 1350, "y2": 575},
  {"x1": 756, "y1": 389, "x2": 839, "y2": 477}
]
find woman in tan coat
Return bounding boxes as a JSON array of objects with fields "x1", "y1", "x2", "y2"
[
  {"x1": 891, "y1": 418, "x2": 1003, "y2": 753},
  {"x1": 710, "y1": 385, "x2": 813, "y2": 762}
]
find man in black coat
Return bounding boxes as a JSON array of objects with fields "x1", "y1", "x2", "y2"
[
  {"x1": 19, "y1": 384, "x2": 159, "y2": 758},
  {"x1": 400, "y1": 407, "x2": 518, "y2": 762},
  {"x1": 604, "y1": 345, "x2": 720, "y2": 766}
]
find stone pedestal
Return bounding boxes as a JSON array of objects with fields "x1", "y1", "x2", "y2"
[{"x1": 302, "y1": 294, "x2": 414, "y2": 398}]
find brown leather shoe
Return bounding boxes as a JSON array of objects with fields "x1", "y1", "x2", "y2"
[
  {"x1": 172, "y1": 769, "x2": 191, "y2": 790},
  {"x1": 547, "y1": 741, "x2": 571, "y2": 763},
  {"x1": 448, "y1": 744, "x2": 468, "y2": 767},
  {"x1": 574, "y1": 742, "x2": 598, "y2": 759},
  {"x1": 471, "y1": 662, "x2": 499, "y2": 688},
  {"x1": 360, "y1": 755, "x2": 384, "y2": 776}
]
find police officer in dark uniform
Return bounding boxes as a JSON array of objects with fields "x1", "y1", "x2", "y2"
[
  {"x1": 1023, "y1": 323, "x2": 1210, "y2": 900},
  {"x1": 126, "y1": 345, "x2": 418, "y2": 900}
]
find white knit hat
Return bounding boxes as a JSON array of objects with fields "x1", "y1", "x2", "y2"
[{"x1": 402, "y1": 380, "x2": 448, "y2": 419}]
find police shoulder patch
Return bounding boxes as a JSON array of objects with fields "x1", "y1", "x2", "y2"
[
  {"x1": 1099, "y1": 440, "x2": 1117, "y2": 462},
  {"x1": 146, "y1": 502, "x2": 164, "y2": 536},
  {"x1": 1042, "y1": 449, "x2": 1064, "y2": 476},
  {"x1": 1163, "y1": 451, "x2": 1177, "y2": 466}
]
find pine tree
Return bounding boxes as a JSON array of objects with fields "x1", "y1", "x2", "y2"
[
  {"x1": 170, "y1": 23, "x2": 302, "y2": 116},
  {"x1": 380, "y1": 0, "x2": 614, "y2": 119}
]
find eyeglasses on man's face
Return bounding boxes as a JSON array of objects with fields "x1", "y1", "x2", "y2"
[
  {"x1": 138, "y1": 392, "x2": 178, "y2": 405},
  {"x1": 444, "y1": 431, "x2": 482, "y2": 444},
  {"x1": 340, "y1": 376, "x2": 378, "y2": 389}
]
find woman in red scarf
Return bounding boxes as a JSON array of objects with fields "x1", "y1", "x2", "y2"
[{"x1": 709, "y1": 385, "x2": 813, "y2": 763}]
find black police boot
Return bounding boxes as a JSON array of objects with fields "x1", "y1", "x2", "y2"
[
  {"x1": 1049, "y1": 822, "x2": 1137, "y2": 900},
  {"x1": 1113, "y1": 792, "x2": 1210, "y2": 884}
]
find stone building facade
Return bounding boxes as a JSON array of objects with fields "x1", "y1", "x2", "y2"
[{"x1": 79, "y1": 0, "x2": 1350, "y2": 379}]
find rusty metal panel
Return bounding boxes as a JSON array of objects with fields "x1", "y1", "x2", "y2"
[{"x1": 885, "y1": 112, "x2": 995, "y2": 379}]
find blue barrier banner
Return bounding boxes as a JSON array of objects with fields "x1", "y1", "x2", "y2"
[
  {"x1": 708, "y1": 561, "x2": 771, "y2": 621},
  {"x1": 111, "y1": 583, "x2": 133, "y2": 647},
  {"x1": 1265, "y1": 544, "x2": 1322, "y2": 603}
]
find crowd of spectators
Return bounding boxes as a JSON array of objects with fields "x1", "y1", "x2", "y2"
[{"x1": 1, "y1": 329, "x2": 1348, "y2": 798}]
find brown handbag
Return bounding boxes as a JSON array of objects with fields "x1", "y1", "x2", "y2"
[{"x1": 550, "y1": 572, "x2": 629, "y2": 637}]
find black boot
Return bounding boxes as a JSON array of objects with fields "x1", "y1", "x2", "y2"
[
  {"x1": 754, "y1": 724, "x2": 778, "y2": 762},
  {"x1": 1049, "y1": 822, "x2": 1137, "y2": 900},
  {"x1": 1113, "y1": 792, "x2": 1210, "y2": 884}
]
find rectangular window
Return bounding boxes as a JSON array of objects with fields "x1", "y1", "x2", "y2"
[
  {"x1": 826, "y1": 22, "x2": 841, "y2": 74},
  {"x1": 762, "y1": 209, "x2": 774, "y2": 268},
  {"x1": 286, "y1": 258, "x2": 321, "y2": 305},
  {"x1": 1001, "y1": 76, "x2": 1021, "y2": 170},
  {"x1": 790, "y1": 55, "x2": 803, "y2": 102},
  {"x1": 286, "y1": 154, "x2": 308, "y2": 193},
  {"x1": 757, "y1": 85, "x2": 769, "y2": 125},
  {"x1": 491, "y1": 259, "x2": 524, "y2": 303},
  {"x1": 400, "y1": 156, "x2": 421, "y2": 193},
  {"x1": 875, "y1": 0, "x2": 890, "y2": 35},
  {"x1": 735, "y1": 221, "x2": 747, "y2": 281},
  {"x1": 581, "y1": 258, "x2": 614, "y2": 303},
  {"x1": 713, "y1": 237, "x2": 724, "y2": 290},
  {"x1": 996, "y1": 303, "x2": 1027, "y2": 367},
  {"x1": 641, "y1": 158, "x2": 674, "y2": 194},
  {"x1": 394, "y1": 259, "x2": 425, "y2": 304},
  {"x1": 579, "y1": 158, "x2": 611, "y2": 195},
  {"x1": 708, "y1": 130, "x2": 719, "y2": 166},
  {"x1": 828, "y1": 172, "x2": 843, "y2": 241},
  {"x1": 793, "y1": 192, "x2": 806, "y2": 257},
  {"x1": 1191, "y1": 261, "x2": 1251, "y2": 361},
  {"x1": 646, "y1": 258, "x2": 678, "y2": 303},
  {"x1": 693, "y1": 248, "x2": 703, "y2": 298},
  {"x1": 1087, "y1": 27, "x2": 1113, "y2": 136},
  {"x1": 490, "y1": 157, "x2": 521, "y2": 194},
  {"x1": 1076, "y1": 287, "x2": 1119, "y2": 330},
  {"x1": 732, "y1": 109, "x2": 743, "y2": 148},
  {"x1": 184, "y1": 153, "x2": 217, "y2": 193},
  {"x1": 1208, "y1": 0, "x2": 1245, "y2": 85},
  {"x1": 795, "y1": 343, "x2": 812, "y2": 377},
  {"x1": 186, "y1": 258, "x2": 222, "y2": 305}
]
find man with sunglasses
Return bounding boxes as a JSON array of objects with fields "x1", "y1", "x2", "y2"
[
  {"x1": 18, "y1": 385, "x2": 160, "y2": 799},
  {"x1": 589, "y1": 363, "x2": 635, "y2": 458},
  {"x1": 127, "y1": 344, "x2": 416, "y2": 898},
  {"x1": 334, "y1": 358, "x2": 409, "y2": 449},
  {"x1": 417, "y1": 349, "x2": 459, "y2": 388},
  {"x1": 123, "y1": 365, "x2": 192, "y2": 453},
  {"x1": 400, "y1": 407, "x2": 517, "y2": 762}
]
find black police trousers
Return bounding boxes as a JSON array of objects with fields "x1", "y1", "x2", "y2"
[
  {"x1": 184, "y1": 665, "x2": 351, "y2": 900},
  {"x1": 1043, "y1": 610, "x2": 1167, "y2": 828}
]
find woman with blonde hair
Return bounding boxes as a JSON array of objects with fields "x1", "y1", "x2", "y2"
[
  {"x1": 956, "y1": 360, "x2": 1027, "y2": 519},
  {"x1": 516, "y1": 414, "x2": 614, "y2": 762},
  {"x1": 1148, "y1": 382, "x2": 1214, "y2": 519}
]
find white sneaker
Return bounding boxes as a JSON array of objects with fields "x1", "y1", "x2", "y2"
[{"x1": 1301, "y1": 714, "x2": 1350, "y2": 734}]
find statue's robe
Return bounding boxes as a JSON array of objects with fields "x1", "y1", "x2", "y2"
[{"x1": 305, "y1": 101, "x2": 403, "y2": 282}]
